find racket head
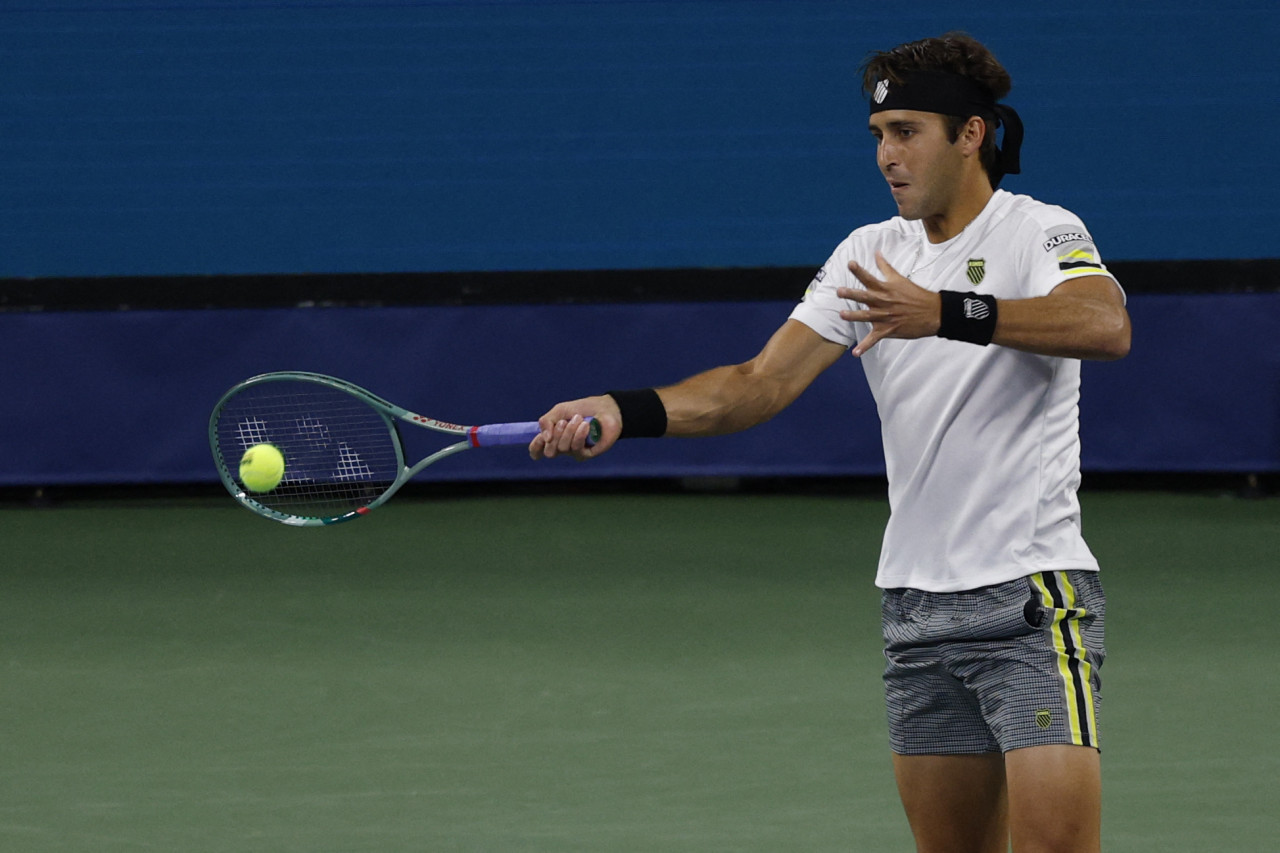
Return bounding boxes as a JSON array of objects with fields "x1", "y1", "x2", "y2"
[{"x1": 209, "y1": 372, "x2": 408, "y2": 525}]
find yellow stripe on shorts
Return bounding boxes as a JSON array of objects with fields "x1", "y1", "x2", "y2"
[{"x1": 1031, "y1": 571, "x2": 1099, "y2": 748}]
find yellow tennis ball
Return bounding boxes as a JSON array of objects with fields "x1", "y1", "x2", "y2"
[{"x1": 239, "y1": 443, "x2": 285, "y2": 493}]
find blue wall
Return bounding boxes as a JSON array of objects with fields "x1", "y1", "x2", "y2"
[{"x1": 3, "y1": 0, "x2": 1278, "y2": 278}]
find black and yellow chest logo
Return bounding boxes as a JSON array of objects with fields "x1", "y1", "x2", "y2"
[{"x1": 966, "y1": 258, "x2": 986, "y2": 286}]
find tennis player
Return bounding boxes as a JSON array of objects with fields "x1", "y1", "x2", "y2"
[{"x1": 530, "y1": 32, "x2": 1129, "y2": 853}]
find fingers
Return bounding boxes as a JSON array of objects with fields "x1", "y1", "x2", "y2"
[
  {"x1": 873, "y1": 250, "x2": 904, "y2": 279},
  {"x1": 531, "y1": 415, "x2": 595, "y2": 460},
  {"x1": 836, "y1": 286, "x2": 872, "y2": 304},
  {"x1": 838, "y1": 262, "x2": 885, "y2": 305},
  {"x1": 838, "y1": 252, "x2": 926, "y2": 357},
  {"x1": 851, "y1": 327, "x2": 886, "y2": 358},
  {"x1": 844, "y1": 251, "x2": 905, "y2": 293},
  {"x1": 847, "y1": 254, "x2": 890, "y2": 288},
  {"x1": 836, "y1": 267, "x2": 879, "y2": 350},
  {"x1": 846, "y1": 260, "x2": 881, "y2": 290},
  {"x1": 529, "y1": 396, "x2": 622, "y2": 461}
]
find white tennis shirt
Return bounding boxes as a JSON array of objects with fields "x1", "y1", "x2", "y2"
[{"x1": 790, "y1": 190, "x2": 1122, "y2": 592}]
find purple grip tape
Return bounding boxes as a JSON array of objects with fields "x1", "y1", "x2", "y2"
[{"x1": 469, "y1": 418, "x2": 598, "y2": 448}]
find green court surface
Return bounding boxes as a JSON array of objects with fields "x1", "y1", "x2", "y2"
[{"x1": 2, "y1": 489, "x2": 1276, "y2": 851}]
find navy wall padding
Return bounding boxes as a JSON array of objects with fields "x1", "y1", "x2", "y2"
[
  {"x1": 2, "y1": 292, "x2": 1276, "y2": 486},
  {"x1": 2, "y1": 1, "x2": 1277, "y2": 279}
]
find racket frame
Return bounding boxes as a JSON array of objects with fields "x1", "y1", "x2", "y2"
[{"x1": 210, "y1": 371, "x2": 552, "y2": 526}]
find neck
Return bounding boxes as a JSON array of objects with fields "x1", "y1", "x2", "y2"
[{"x1": 922, "y1": 174, "x2": 995, "y2": 243}]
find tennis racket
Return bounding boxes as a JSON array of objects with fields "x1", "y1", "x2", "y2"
[{"x1": 209, "y1": 371, "x2": 597, "y2": 526}]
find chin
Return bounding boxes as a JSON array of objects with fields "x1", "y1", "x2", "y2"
[{"x1": 890, "y1": 195, "x2": 919, "y2": 220}]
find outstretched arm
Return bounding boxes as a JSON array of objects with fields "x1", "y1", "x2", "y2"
[{"x1": 531, "y1": 319, "x2": 847, "y2": 460}]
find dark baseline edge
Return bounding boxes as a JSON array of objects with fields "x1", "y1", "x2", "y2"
[{"x1": 1, "y1": 471, "x2": 1274, "y2": 507}]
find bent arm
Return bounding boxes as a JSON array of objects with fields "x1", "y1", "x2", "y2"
[
  {"x1": 992, "y1": 275, "x2": 1131, "y2": 361},
  {"x1": 841, "y1": 258, "x2": 1131, "y2": 361}
]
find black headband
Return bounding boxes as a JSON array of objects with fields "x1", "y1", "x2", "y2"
[{"x1": 869, "y1": 70, "x2": 1023, "y2": 177}]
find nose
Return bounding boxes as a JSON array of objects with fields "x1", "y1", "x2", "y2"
[{"x1": 878, "y1": 137, "x2": 899, "y2": 173}]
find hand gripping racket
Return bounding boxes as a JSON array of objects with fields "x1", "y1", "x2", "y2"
[{"x1": 209, "y1": 371, "x2": 597, "y2": 526}]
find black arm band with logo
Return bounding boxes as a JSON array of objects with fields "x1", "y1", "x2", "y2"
[
  {"x1": 606, "y1": 388, "x2": 668, "y2": 439},
  {"x1": 937, "y1": 291, "x2": 998, "y2": 346}
]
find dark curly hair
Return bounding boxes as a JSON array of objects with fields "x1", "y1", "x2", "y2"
[{"x1": 860, "y1": 33, "x2": 1013, "y2": 187}]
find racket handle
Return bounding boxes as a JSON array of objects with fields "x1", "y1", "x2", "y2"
[{"x1": 470, "y1": 418, "x2": 600, "y2": 448}]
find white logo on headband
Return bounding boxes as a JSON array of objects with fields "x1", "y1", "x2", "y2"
[{"x1": 874, "y1": 80, "x2": 890, "y2": 104}]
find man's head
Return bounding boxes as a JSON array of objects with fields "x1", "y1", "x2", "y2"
[{"x1": 860, "y1": 33, "x2": 1017, "y2": 191}]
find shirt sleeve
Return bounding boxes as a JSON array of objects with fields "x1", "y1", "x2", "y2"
[
  {"x1": 1023, "y1": 214, "x2": 1125, "y2": 303},
  {"x1": 788, "y1": 239, "x2": 867, "y2": 349}
]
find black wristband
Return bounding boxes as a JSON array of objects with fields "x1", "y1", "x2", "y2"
[
  {"x1": 606, "y1": 388, "x2": 668, "y2": 439},
  {"x1": 937, "y1": 290, "x2": 998, "y2": 345}
]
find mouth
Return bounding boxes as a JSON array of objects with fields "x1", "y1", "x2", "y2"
[{"x1": 887, "y1": 180, "x2": 909, "y2": 194}]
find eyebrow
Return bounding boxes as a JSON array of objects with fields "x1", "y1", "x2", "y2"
[{"x1": 868, "y1": 119, "x2": 920, "y2": 134}]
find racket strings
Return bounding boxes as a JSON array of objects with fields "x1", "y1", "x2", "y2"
[{"x1": 213, "y1": 381, "x2": 400, "y2": 520}]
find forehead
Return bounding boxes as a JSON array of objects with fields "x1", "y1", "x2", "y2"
[{"x1": 868, "y1": 109, "x2": 948, "y2": 131}]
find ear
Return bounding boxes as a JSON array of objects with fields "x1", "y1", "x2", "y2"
[{"x1": 956, "y1": 115, "x2": 987, "y2": 157}]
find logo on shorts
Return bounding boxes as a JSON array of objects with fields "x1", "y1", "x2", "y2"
[
  {"x1": 965, "y1": 258, "x2": 986, "y2": 285},
  {"x1": 1035, "y1": 709, "x2": 1053, "y2": 730}
]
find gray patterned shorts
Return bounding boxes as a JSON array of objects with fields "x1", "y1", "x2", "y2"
[{"x1": 881, "y1": 570, "x2": 1105, "y2": 755}]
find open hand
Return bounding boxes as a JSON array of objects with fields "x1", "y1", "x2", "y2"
[{"x1": 837, "y1": 251, "x2": 941, "y2": 357}]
